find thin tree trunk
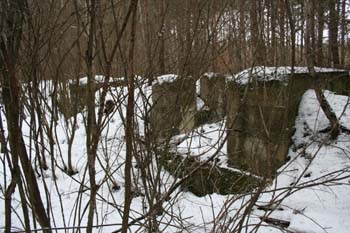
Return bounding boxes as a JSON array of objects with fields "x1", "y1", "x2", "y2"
[
  {"x1": 314, "y1": 84, "x2": 340, "y2": 139},
  {"x1": 250, "y1": 0, "x2": 264, "y2": 64},
  {"x1": 340, "y1": 0, "x2": 346, "y2": 66},
  {"x1": 250, "y1": 0, "x2": 258, "y2": 63},
  {"x1": 143, "y1": 0, "x2": 154, "y2": 77},
  {"x1": 159, "y1": 0, "x2": 166, "y2": 75},
  {"x1": 285, "y1": 0, "x2": 295, "y2": 72},
  {"x1": 311, "y1": 0, "x2": 316, "y2": 65},
  {"x1": 121, "y1": 1, "x2": 138, "y2": 232},
  {"x1": 1, "y1": 110, "x2": 19, "y2": 233},
  {"x1": 300, "y1": 6, "x2": 305, "y2": 64},
  {"x1": 2, "y1": 53, "x2": 52, "y2": 233},
  {"x1": 239, "y1": 0, "x2": 246, "y2": 69},
  {"x1": 0, "y1": 0, "x2": 52, "y2": 230},
  {"x1": 86, "y1": 0, "x2": 97, "y2": 232},
  {"x1": 211, "y1": 0, "x2": 218, "y2": 72},
  {"x1": 316, "y1": 1, "x2": 325, "y2": 66},
  {"x1": 270, "y1": 0, "x2": 277, "y2": 66},
  {"x1": 279, "y1": 0, "x2": 286, "y2": 65},
  {"x1": 328, "y1": 0, "x2": 340, "y2": 67},
  {"x1": 184, "y1": 0, "x2": 193, "y2": 75},
  {"x1": 305, "y1": 0, "x2": 340, "y2": 140}
]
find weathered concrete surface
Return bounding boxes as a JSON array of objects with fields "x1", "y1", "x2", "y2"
[
  {"x1": 199, "y1": 73, "x2": 226, "y2": 120},
  {"x1": 57, "y1": 83, "x2": 86, "y2": 119},
  {"x1": 151, "y1": 76, "x2": 196, "y2": 139},
  {"x1": 58, "y1": 78, "x2": 127, "y2": 118},
  {"x1": 226, "y1": 72, "x2": 350, "y2": 178},
  {"x1": 162, "y1": 151, "x2": 259, "y2": 196}
]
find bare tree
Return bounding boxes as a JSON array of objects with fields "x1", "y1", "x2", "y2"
[
  {"x1": 305, "y1": 0, "x2": 340, "y2": 140},
  {"x1": 121, "y1": 2, "x2": 138, "y2": 232},
  {"x1": 328, "y1": 0, "x2": 340, "y2": 67},
  {"x1": 0, "y1": 0, "x2": 51, "y2": 231}
]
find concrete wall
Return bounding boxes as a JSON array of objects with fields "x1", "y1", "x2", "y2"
[
  {"x1": 199, "y1": 73, "x2": 226, "y2": 120},
  {"x1": 226, "y1": 72, "x2": 350, "y2": 178},
  {"x1": 58, "y1": 78, "x2": 127, "y2": 118},
  {"x1": 151, "y1": 76, "x2": 196, "y2": 139}
]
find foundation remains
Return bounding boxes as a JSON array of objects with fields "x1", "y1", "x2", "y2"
[{"x1": 226, "y1": 71, "x2": 350, "y2": 177}]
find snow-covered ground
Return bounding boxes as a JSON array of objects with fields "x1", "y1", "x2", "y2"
[
  {"x1": 244, "y1": 90, "x2": 350, "y2": 233},
  {"x1": 166, "y1": 89, "x2": 350, "y2": 232},
  {"x1": 0, "y1": 77, "x2": 350, "y2": 232}
]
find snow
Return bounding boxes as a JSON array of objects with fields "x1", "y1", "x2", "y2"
[
  {"x1": 226, "y1": 66, "x2": 346, "y2": 85},
  {"x1": 196, "y1": 96, "x2": 206, "y2": 111},
  {"x1": 152, "y1": 74, "x2": 178, "y2": 85},
  {"x1": 292, "y1": 90, "x2": 350, "y2": 145},
  {"x1": 248, "y1": 89, "x2": 350, "y2": 233},
  {"x1": 203, "y1": 72, "x2": 215, "y2": 79},
  {"x1": 1, "y1": 74, "x2": 350, "y2": 232},
  {"x1": 196, "y1": 79, "x2": 200, "y2": 95},
  {"x1": 171, "y1": 89, "x2": 350, "y2": 232},
  {"x1": 69, "y1": 75, "x2": 125, "y2": 85},
  {"x1": 172, "y1": 120, "x2": 227, "y2": 161},
  {"x1": 171, "y1": 120, "x2": 260, "y2": 178}
]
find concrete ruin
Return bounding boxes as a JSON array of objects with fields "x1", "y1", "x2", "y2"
[
  {"x1": 150, "y1": 69, "x2": 350, "y2": 179},
  {"x1": 59, "y1": 71, "x2": 350, "y2": 183},
  {"x1": 151, "y1": 75, "x2": 196, "y2": 139},
  {"x1": 58, "y1": 76, "x2": 127, "y2": 118},
  {"x1": 198, "y1": 72, "x2": 226, "y2": 120},
  {"x1": 226, "y1": 69, "x2": 350, "y2": 178}
]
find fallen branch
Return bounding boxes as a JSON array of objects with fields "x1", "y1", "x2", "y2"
[{"x1": 259, "y1": 216, "x2": 290, "y2": 228}]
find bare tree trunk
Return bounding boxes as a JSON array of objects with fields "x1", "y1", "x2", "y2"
[
  {"x1": 121, "y1": 1, "x2": 138, "y2": 232},
  {"x1": 300, "y1": 6, "x2": 305, "y2": 64},
  {"x1": 0, "y1": 0, "x2": 52, "y2": 231},
  {"x1": 340, "y1": 0, "x2": 346, "y2": 66},
  {"x1": 1, "y1": 108, "x2": 31, "y2": 232},
  {"x1": 305, "y1": 0, "x2": 314, "y2": 67},
  {"x1": 285, "y1": 0, "x2": 296, "y2": 71},
  {"x1": 158, "y1": 0, "x2": 166, "y2": 75},
  {"x1": 2, "y1": 38, "x2": 52, "y2": 233},
  {"x1": 316, "y1": 1, "x2": 325, "y2": 66},
  {"x1": 143, "y1": 0, "x2": 155, "y2": 77},
  {"x1": 0, "y1": 110, "x2": 20, "y2": 233},
  {"x1": 328, "y1": 0, "x2": 340, "y2": 67},
  {"x1": 314, "y1": 86, "x2": 340, "y2": 139},
  {"x1": 270, "y1": 0, "x2": 277, "y2": 66},
  {"x1": 210, "y1": 0, "x2": 218, "y2": 72},
  {"x1": 184, "y1": 0, "x2": 193, "y2": 75},
  {"x1": 239, "y1": 0, "x2": 246, "y2": 69},
  {"x1": 250, "y1": 0, "x2": 264, "y2": 64},
  {"x1": 305, "y1": 0, "x2": 340, "y2": 140},
  {"x1": 86, "y1": 0, "x2": 97, "y2": 232},
  {"x1": 279, "y1": 0, "x2": 286, "y2": 65}
]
